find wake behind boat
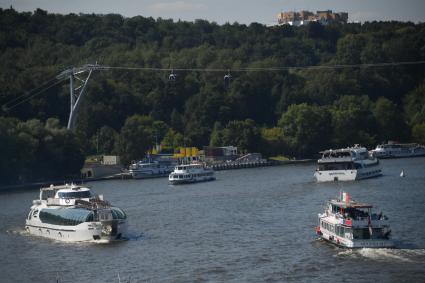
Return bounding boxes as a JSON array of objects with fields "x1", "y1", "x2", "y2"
[
  {"x1": 316, "y1": 192, "x2": 393, "y2": 248},
  {"x1": 168, "y1": 163, "x2": 215, "y2": 185},
  {"x1": 314, "y1": 145, "x2": 382, "y2": 182},
  {"x1": 25, "y1": 184, "x2": 127, "y2": 242}
]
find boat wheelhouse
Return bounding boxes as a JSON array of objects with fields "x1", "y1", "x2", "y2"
[
  {"x1": 316, "y1": 192, "x2": 393, "y2": 248},
  {"x1": 371, "y1": 142, "x2": 425, "y2": 159},
  {"x1": 25, "y1": 184, "x2": 127, "y2": 242},
  {"x1": 314, "y1": 145, "x2": 382, "y2": 182},
  {"x1": 168, "y1": 163, "x2": 215, "y2": 185}
]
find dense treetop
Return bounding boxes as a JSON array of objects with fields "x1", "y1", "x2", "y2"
[{"x1": 1, "y1": 8, "x2": 425, "y2": 184}]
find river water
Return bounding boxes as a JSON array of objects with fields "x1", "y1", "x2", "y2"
[{"x1": 1, "y1": 158, "x2": 425, "y2": 282}]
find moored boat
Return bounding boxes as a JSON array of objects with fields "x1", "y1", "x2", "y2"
[
  {"x1": 168, "y1": 163, "x2": 215, "y2": 185},
  {"x1": 129, "y1": 157, "x2": 177, "y2": 179},
  {"x1": 314, "y1": 145, "x2": 382, "y2": 182},
  {"x1": 316, "y1": 192, "x2": 394, "y2": 248},
  {"x1": 25, "y1": 184, "x2": 127, "y2": 242},
  {"x1": 371, "y1": 142, "x2": 425, "y2": 159}
]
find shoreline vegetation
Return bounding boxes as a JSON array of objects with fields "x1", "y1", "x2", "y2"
[{"x1": 1, "y1": 8, "x2": 425, "y2": 186}]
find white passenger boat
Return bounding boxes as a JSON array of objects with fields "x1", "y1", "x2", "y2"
[
  {"x1": 129, "y1": 158, "x2": 177, "y2": 179},
  {"x1": 25, "y1": 184, "x2": 127, "y2": 242},
  {"x1": 316, "y1": 192, "x2": 394, "y2": 248},
  {"x1": 168, "y1": 163, "x2": 215, "y2": 185},
  {"x1": 314, "y1": 145, "x2": 382, "y2": 182},
  {"x1": 371, "y1": 142, "x2": 425, "y2": 158}
]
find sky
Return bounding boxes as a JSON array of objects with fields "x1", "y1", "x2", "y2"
[{"x1": 1, "y1": 0, "x2": 425, "y2": 25}]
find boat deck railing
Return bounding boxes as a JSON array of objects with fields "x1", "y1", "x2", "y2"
[
  {"x1": 75, "y1": 198, "x2": 111, "y2": 209},
  {"x1": 318, "y1": 157, "x2": 353, "y2": 163}
]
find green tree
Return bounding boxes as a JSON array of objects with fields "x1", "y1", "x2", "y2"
[
  {"x1": 404, "y1": 83, "x2": 425, "y2": 126},
  {"x1": 116, "y1": 115, "x2": 154, "y2": 165},
  {"x1": 221, "y1": 119, "x2": 261, "y2": 153},
  {"x1": 260, "y1": 127, "x2": 287, "y2": 157},
  {"x1": 373, "y1": 97, "x2": 407, "y2": 142},
  {"x1": 90, "y1": 126, "x2": 119, "y2": 155},
  {"x1": 161, "y1": 128, "x2": 184, "y2": 149},
  {"x1": 278, "y1": 103, "x2": 332, "y2": 157},
  {"x1": 412, "y1": 123, "x2": 425, "y2": 144},
  {"x1": 336, "y1": 34, "x2": 366, "y2": 64},
  {"x1": 209, "y1": 122, "x2": 224, "y2": 146},
  {"x1": 330, "y1": 95, "x2": 376, "y2": 148}
]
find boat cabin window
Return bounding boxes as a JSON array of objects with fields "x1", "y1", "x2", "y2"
[
  {"x1": 58, "y1": 191, "x2": 91, "y2": 199},
  {"x1": 344, "y1": 208, "x2": 369, "y2": 220},
  {"x1": 331, "y1": 205, "x2": 342, "y2": 214},
  {"x1": 111, "y1": 207, "x2": 127, "y2": 220},
  {"x1": 353, "y1": 228, "x2": 371, "y2": 239},
  {"x1": 321, "y1": 221, "x2": 335, "y2": 232},
  {"x1": 318, "y1": 162, "x2": 355, "y2": 171},
  {"x1": 29, "y1": 209, "x2": 39, "y2": 219},
  {"x1": 358, "y1": 151, "x2": 368, "y2": 159},
  {"x1": 41, "y1": 190, "x2": 57, "y2": 200},
  {"x1": 39, "y1": 208, "x2": 93, "y2": 226},
  {"x1": 99, "y1": 211, "x2": 112, "y2": 221}
]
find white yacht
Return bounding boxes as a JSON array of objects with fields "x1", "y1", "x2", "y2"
[
  {"x1": 25, "y1": 184, "x2": 127, "y2": 242},
  {"x1": 129, "y1": 158, "x2": 177, "y2": 179},
  {"x1": 371, "y1": 142, "x2": 425, "y2": 158},
  {"x1": 314, "y1": 145, "x2": 382, "y2": 182},
  {"x1": 316, "y1": 192, "x2": 393, "y2": 248},
  {"x1": 169, "y1": 163, "x2": 215, "y2": 185}
]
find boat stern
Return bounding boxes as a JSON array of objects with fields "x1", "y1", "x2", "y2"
[
  {"x1": 314, "y1": 170, "x2": 357, "y2": 182},
  {"x1": 95, "y1": 220, "x2": 128, "y2": 241}
]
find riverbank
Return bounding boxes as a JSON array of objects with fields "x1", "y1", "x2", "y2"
[{"x1": 0, "y1": 159, "x2": 314, "y2": 192}]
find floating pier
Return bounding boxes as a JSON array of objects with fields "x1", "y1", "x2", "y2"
[{"x1": 210, "y1": 159, "x2": 313, "y2": 171}]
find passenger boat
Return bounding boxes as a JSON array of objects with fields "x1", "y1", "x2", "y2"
[
  {"x1": 314, "y1": 145, "x2": 382, "y2": 182},
  {"x1": 371, "y1": 142, "x2": 425, "y2": 158},
  {"x1": 25, "y1": 184, "x2": 127, "y2": 242},
  {"x1": 168, "y1": 163, "x2": 215, "y2": 185},
  {"x1": 129, "y1": 157, "x2": 177, "y2": 179},
  {"x1": 316, "y1": 192, "x2": 394, "y2": 248}
]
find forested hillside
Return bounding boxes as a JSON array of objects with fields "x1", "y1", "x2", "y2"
[{"x1": 1, "y1": 8, "x2": 425, "y2": 184}]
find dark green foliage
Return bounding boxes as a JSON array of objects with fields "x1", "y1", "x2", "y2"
[
  {"x1": 278, "y1": 104, "x2": 332, "y2": 157},
  {"x1": 89, "y1": 125, "x2": 119, "y2": 155},
  {"x1": 330, "y1": 96, "x2": 377, "y2": 148},
  {"x1": 1, "y1": 8, "x2": 425, "y2": 184},
  {"x1": 0, "y1": 117, "x2": 84, "y2": 185},
  {"x1": 260, "y1": 127, "x2": 287, "y2": 158},
  {"x1": 115, "y1": 115, "x2": 154, "y2": 165},
  {"x1": 211, "y1": 119, "x2": 261, "y2": 153}
]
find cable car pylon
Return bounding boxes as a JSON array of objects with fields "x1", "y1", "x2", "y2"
[{"x1": 56, "y1": 63, "x2": 102, "y2": 129}]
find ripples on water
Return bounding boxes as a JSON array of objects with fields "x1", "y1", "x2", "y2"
[{"x1": 0, "y1": 158, "x2": 424, "y2": 282}]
